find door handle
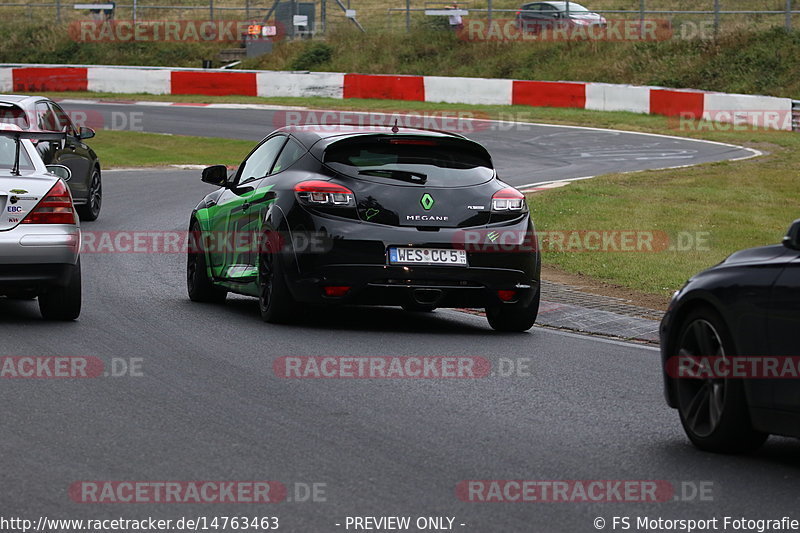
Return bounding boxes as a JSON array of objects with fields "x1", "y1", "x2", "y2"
[{"x1": 241, "y1": 202, "x2": 251, "y2": 211}]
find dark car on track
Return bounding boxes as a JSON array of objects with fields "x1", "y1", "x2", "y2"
[
  {"x1": 516, "y1": 1, "x2": 606, "y2": 32},
  {"x1": 187, "y1": 125, "x2": 541, "y2": 331},
  {"x1": 660, "y1": 219, "x2": 800, "y2": 452},
  {"x1": 0, "y1": 95, "x2": 102, "y2": 221}
]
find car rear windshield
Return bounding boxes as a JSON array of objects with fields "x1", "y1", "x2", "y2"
[
  {"x1": 0, "y1": 104, "x2": 29, "y2": 129},
  {"x1": 0, "y1": 137, "x2": 34, "y2": 170},
  {"x1": 323, "y1": 136, "x2": 494, "y2": 183}
]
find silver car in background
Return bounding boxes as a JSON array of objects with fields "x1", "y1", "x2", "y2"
[{"x1": 0, "y1": 125, "x2": 81, "y2": 320}]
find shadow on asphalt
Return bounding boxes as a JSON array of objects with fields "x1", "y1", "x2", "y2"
[
  {"x1": 656, "y1": 435, "x2": 800, "y2": 469},
  {"x1": 217, "y1": 296, "x2": 506, "y2": 335}
]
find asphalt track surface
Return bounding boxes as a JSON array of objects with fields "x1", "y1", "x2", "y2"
[
  {"x1": 1, "y1": 104, "x2": 797, "y2": 532},
  {"x1": 64, "y1": 100, "x2": 756, "y2": 185}
]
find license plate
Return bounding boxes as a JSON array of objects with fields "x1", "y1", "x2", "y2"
[{"x1": 388, "y1": 247, "x2": 467, "y2": 266}]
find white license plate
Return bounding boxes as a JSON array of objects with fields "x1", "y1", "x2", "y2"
[{"x1": 388, "y1": 247, "x2": 467, "y2": 266}]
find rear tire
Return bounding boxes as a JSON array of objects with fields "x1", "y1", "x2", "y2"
[
  {"x1": 258, "y1": 251, "x2": 297, "y2": 324},
  {"x1": 486, "y1": 289, "x2": 539, "y2": 332},
  {"x1": 187, "y1": 221, "x2": 227, "y2": 303},
  {"x1": 671, "y1": 307, "x2": 767, "y2": 453},
  {"x1": 39, "y1": 259, "x2": 81, "y2": 321},
  {"x1": 77, "y1": 168, "x2": 102, "y2": 221}
]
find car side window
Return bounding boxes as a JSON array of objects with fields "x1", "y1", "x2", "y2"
[
  {"x1": 270, "y1": 138, "x2": 306, "y2": 175},
  {"x1": 50, "y1": 103, "x2": 76, "y2": 136},
  {"x1": 35, "y1": 101, "x2": 58, "y2": 131},
  {"x1": 237, "y1": 135, "x2": 287, "y2": 185}
]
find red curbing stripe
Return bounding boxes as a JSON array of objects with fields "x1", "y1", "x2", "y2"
[
  {"x1": 13, "y1": 67, "x2": 88, "y2": 92},
  {"x1": 649, "y1": 89, "x2": 704, "y2": 118},
  {"x1": 511, "y1": 80, "x2": 586, "y2": 108},
  {"x1": 170, "y1": 71, "x2": 257, "y2": 96},
  {"x1": 343, "y1": 74, "x2": 425, "y2": 101}
]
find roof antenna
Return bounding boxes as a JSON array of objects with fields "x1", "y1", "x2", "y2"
[{"x1": 391, "y1": 119, "x2": 399, "y2": 134}]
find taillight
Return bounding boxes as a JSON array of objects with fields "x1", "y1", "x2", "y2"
[
  {"x1": 491, "y1": 187, "x2": 525, "y2": 212},
  {"x1": 323, "y1": 286, "x2": 351, "y2": 297},
  {"x1": 497, "y1": 290, "x2": 517, "y2": 302},
  {"x1": 295, "y1": 180, "x2": 355, "y2": 207},
  {"x1": 21, "y1": 180, "x2": 77, "y2": 225}
]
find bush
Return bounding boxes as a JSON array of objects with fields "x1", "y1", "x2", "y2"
[{"x1": 289, "y1": 42, "x2": 334, "y2": 70}]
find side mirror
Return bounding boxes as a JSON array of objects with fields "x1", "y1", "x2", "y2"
[
  {"x1": 46, "y1": 164, "x2": 72, "y2": 182},
  {"x1": 202, "y1": 164, "x2": 230, "y2": 187},
  {"x1": 782, "y1": 219, "x2": 800, "y2": 250},
  {"x1": 78, "y1": 127, "x2": 95, "y2": 140}
]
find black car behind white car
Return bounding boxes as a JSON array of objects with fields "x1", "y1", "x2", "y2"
[{"x1": 0, "y1": 95, "x2": 102, "y2": 221}]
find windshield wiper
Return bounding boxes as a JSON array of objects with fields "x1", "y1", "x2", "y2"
[{"x1": 357, "y1": 169, "x2": 427, "y2": 184}]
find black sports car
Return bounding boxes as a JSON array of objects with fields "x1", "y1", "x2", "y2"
[
  {"x1": 0, "y1": 95, "x2": 102, "y2": 221},
  {"x1": 660, "y1": 219, "x2": 800, "y2": 452},
  {"x1": 187, "y1": 125, "x2": 541, "y2": 331}
]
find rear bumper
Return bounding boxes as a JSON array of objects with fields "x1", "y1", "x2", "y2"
[
  {"x1": 0, "y1": 225, "x2": 80, "y2": 294},
  {"x1": 290, "y1": 263, "x2": 539, "y2": 308},
  {"x1": 0, "y1": 263, "x2": 78, "y2": 294},
  {"x1": 285, "y1": 214, "x2": 540, "y2": 308}
]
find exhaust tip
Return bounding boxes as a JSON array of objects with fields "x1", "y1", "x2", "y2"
[{"x1": 412, "y1": 288, "x2": 443, "y2": 305}]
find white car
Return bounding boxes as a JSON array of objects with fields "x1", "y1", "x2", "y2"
[{"x1": 0, "y1": 125, "x2": 81, "y2": 320}]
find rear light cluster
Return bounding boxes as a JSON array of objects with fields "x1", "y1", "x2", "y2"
[
  {"x1": 295, "y1": 180, "x2": 355, "y2": 207},
  {"x1": 491, "y1": 187, "x2": 526, "y2": 212},
  {"x1": 21, "y1": 180, "x2": 77, "y2": 225}
]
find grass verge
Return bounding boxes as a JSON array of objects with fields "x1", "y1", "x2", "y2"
[
  {"x1": 92, "y1": 130, "x2": 252, "y2": 167},
  {"x1": 57, "y1": 92, "x2": 798, "y2": 299}
]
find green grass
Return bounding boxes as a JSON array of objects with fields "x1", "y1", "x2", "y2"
[
  {"x1": 92, "y1": 130, "x2": 252, "y2": 167},
  {"x1": 56, "y1": 93, "x2": 799, "y2": 297},
  {"x1": 242, "y1": 26, "x2": 800, "y2": 98}
]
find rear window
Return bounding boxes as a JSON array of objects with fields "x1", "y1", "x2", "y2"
[
  {"x1": 323, "y1": 136, "x2": 494, "y2": 184},
  {"x1": 0, "y1": 104, "x2": 29, "y2": 129}
]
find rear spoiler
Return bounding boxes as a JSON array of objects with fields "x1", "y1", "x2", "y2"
[{"x1": 0, "y1": 130, "x2": 67, "y2": 176}]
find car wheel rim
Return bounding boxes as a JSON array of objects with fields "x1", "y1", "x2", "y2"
[
  {"x1": 89, "y1": 172, "x2": 101, "y2": 214},
  {"x1": 675, "y1": 319, "x2": 727, "y2": 438}
]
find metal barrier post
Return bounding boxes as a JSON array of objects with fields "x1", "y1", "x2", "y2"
[{"x1": 786, "y1": 0, "x2": 793, "y2": 30}]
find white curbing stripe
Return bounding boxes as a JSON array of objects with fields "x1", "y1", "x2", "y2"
[
  {"x1": 585, "y1": 83, "x2": 650, "y2": 113},
  {"x1": 256, "y1": 71, "x2": 344, "y2": 99},
  {"x1": 87, "y1": 67, "x2": 171, "y2": 95},
  {"x1": 424, "y1": 76, "x2": 513, "y2": 106}
]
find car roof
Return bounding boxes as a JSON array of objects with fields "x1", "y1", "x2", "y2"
[
  {"x1": 522, "y1": 1, "x2": 587, "y2": 9},
  {"x1": 0, "y1": 94, "x2": 44, "y2": 106},
  {"x1": 276, "y1": 124, "x2": 469, "y2": 146}
]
